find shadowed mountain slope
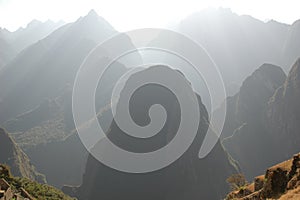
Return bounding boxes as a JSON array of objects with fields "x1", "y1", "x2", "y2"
[{"x1": 66, "y1": 66, "x2": 238, "y2": 200}]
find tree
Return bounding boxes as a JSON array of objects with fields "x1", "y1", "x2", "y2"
[{"x1": 226, "y1": 173, "x2": 247, "y2": 191}]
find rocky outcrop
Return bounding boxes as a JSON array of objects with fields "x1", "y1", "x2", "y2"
[
  {"x1": 0, "y1": 164, "x2": 74, "y2": 200},
  {"x1": 226, "y1": 153, "x2": 300, "y2": 200},
  {"x1": 224, "y1": 59, "x2": 300, "y2": 198}
]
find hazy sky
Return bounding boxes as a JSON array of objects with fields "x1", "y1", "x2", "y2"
[{"x1": 0, "y1": 0, "x2": 300, "y2": 32}]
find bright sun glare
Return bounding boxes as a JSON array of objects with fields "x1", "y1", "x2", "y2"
[{"x1": 0, "y1": 0, "x2": 300, "y2": 32}]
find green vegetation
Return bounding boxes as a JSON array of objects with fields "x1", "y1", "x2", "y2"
[
  {"x1": 226, "y1": 173, "x2": 248, "y2": 191},
  {"x1": 0, "y1": 164, "x2": 75, "y2": 200}
]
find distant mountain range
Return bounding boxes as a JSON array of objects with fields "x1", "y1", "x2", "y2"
[
  {"x1": 0, "y1": 8, "x2": 300, "y2": 200},
  {"x1": 0, "y1": 9, "x2": 136, "y2": 188},
  {"x1": 0, "y1": 19, "x2": 64, "y2": 69},
  {"x1": 177, "y1": 8, "x2": 300, "y2": 96}
]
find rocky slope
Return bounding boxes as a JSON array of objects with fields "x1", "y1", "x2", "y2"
[
  {"x1": 2, "y1": 91, "x2": 88, "y2": 188},
  {"x1": 226, "y1": 153, "x2": 300, "y2": 200},
  {"x1": 220, "y1": 64, "x2": 286, "y2": 179},
  {"x1": 220, "y1": 63, "x2": 286, "y2": 140},
  {"x1": 0, "y1": 128, "x2": 45, "y2": 182},
  {"x1": 222, "y1": 59, "x2": 300, "y2": 181},
  {"x1": 0, "y1": 9, "x2": 134, "y2": 188},
  {"x1": 65, "y1": 66, "x2": 238, "y2": 200},
  {"x1": 265, "y1": 58, "x2": 300, "y2": 161},
  {"x1": 0, "y1": 9, "x2": 117, "y2": 123},
  {"x1": 0, "y1": 164, "x2": 74, "y2": 200}
]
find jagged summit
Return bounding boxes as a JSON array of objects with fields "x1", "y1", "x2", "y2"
[
  {"x1": 72, "y1": 8, "x2": 115, "y2": 38},
  {"x1": 87, "y1": 9, "x2": 98, "y2": 17},
  {"x1": 80, "y1": 9, "x2": 107, "y2": 24}
]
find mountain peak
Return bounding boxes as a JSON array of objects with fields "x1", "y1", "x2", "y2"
[
  {"x1": 26, "y1": 19, "x2": 42, "y2": 28},
  {"x1": 88, "y1": 9, "x2": 97, "y2": 15},
  {"x1": 240, "y1": 63, "x2": 286, "y2": 95},
  {"x1": 86, "y1": 9, "x2": 99, "y2": 18}
]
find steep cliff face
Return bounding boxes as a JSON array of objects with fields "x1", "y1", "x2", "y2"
[
  {"x1": 220, "y1": 64, "x2": 286, "y2": 140},
  {"x1": 222, "y1": 59, "x2": 300, "y2": 181},
  {"x1": 67, "y1": 66, "x2": 238, "y2": 200},
  {"x1": 265, "y1": 58, "x2": 300, "y2": 159},
  {"x1": 0, "y1": 128, "x2": 44, "y2": 182},
  {"x1": 221, "y1": 64, "x2": 287, "y2": 179}
]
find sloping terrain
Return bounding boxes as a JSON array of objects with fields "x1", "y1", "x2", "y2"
[
  {"x1": 220, "y1": 64, "x2": 286, "y2": 179},
  {"x1": 0, "y1": 10, "x2": 134, "y2": 188},
  {"x1": 178, "y1": 8, "x2": 300, "y2": 95},
  {"x1": 0, "y1": 20, "x2": 64, "y2": 69},
  {"x1": 0, "y1": 164, "x2": 74, "y2": 200},
  {"x1": 226, "y1": 153, "x2": 300, "y2": 200},
  {"x1": 0, "y1": 128, "x2": 45, "y2": 183}
]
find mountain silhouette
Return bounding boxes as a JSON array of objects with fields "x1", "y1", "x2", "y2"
[
  {"x1": 222, "y1": 59, "x2": 300, "y2": 180},
  {"x1": 0, "y1": 20, "x2": 64, "y2": 69},
  {"x1": 65, "y1": 65, "x2": 238, "y2": 200},
  {"x1": 177, "y1": 8, "x2": 299, "y2": 96},
  {"x1": 0, "y1": 9, "x2": 136, "y2": 187}
]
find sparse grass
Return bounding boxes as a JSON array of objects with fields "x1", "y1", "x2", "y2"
[{"x1": 1, "y1": 165, "x2": 75, "y2": 200}]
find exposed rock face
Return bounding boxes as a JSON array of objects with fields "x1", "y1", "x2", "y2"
[
  {"x1": 265, "y1": 58, "x2": 300, "y2": 159},
  {"x1": 222, "y1": 58, "x2": 300, "y2": 184},
  {"x1": 0, "y1": 128, "x2": 44, "y2": 182},
  {"x1": 226, "y1": 153, "x2": 300, "y2": 200},
  {"x1": 221, "y1": 64, "x2": 286, "y2": 179},
  {"x1": 67, "y1": 66, "x2": 238, "y2": 200},
  {"x1": 221, "y1": 63, "x2": 286, "y2": 140}
]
